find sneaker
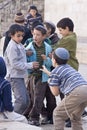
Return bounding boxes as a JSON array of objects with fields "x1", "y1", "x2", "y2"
[
  {"x1": 65, "y1": 120, "x2": 71, "y2": 127},
  {"x1": 40, "y1": 116, "x2": 53, "y2": 125},
  {"x1": 82, "y1": 111, "x2": 87, "y2": 117},
  {"x1": 40, "y1": 116, "x2": 48, "y2": 124},
  {"x1": 47, "y1": 119, "x2": 53, "y2": 124},
  {"x1": 28, "y1": 119, "x2": 40, "y2": 126}
]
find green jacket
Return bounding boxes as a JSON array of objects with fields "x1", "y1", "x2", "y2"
[{"x1": 54, "y1": 32, "x2": 79, "y2": 70}]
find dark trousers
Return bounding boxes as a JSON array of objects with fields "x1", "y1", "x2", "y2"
[{"x1": 29, "y1": 78, "x2": 56, "y2": 120}]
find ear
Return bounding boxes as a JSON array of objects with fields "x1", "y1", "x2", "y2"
[
  {"x1": 66, "y1": 26, "x2": 69, "y2": 31},
  {"x1": 52, "y1": 56, "x2": 57, "y2": 67},
  {"x1": 43, "y1": 34, "x2": 47, "y2": 39},
  {"x1": 54, "y1": 58, "x2": 57, "y2": 64}
]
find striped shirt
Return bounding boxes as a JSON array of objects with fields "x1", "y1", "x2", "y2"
[
  {"x1": 49, "y1": 64, "x2": 87, "y2": 95},
  {"x1": 32, "y1": 42, "x2": 45, "y2": 78}
]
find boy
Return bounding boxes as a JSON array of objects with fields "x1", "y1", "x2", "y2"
[
  {"x1": 3, "y1": 12, "x2": 32, "y2": 55},
  {"x1": 25, "y1": 5, "x2": 43, "y2": 29},
  {"x1": 4, "y1": 24, "x2": 39, "y2": 114},
  {"x1": 55, "y1": 18, "x2": 79, "y2": 127},
  {"x1": 0, "y1": 57, "x2": 27, "y2": 123},
  {"x1": 44, "y1": 21, "x2": 59, "y2": 49},
  {"x1": 26, "y1": 25, "x2": 56, "y2": 126},
  {"x1": 55, "y1": 17, "x2": 79, "y2": 70},
  {"x1": 40, "y1": 47, "x2": 87, "y2": 130}
]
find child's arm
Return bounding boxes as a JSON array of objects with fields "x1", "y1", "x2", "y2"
[
  {"x1": 50, "y1": 86, "x2": 59, "y2": 96},
  {"x1": 40, "y1": 65, "x2": 51, "y2": 76},
  {"x1": 40, "y1": 66, "x2": 59, "y2": 96}
]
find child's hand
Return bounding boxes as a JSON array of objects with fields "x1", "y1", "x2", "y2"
[
  {"x1": 41, "y1": 54, "x2": 47, "y2": 60},
  {"x1": 40, "y1": 65, "x2": 47, "y2": 73},
  {"x1": 33, "y1": 62, "x2": 39, "y2": 69},
  {"x1": 48, "y1": 53, "x2": 52, "y2": 59},
  {"x1": 40, "y1": 65, "x2": 51, "y2": 76}
]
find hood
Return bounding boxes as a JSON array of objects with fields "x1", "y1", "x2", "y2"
[{"x1": 0, "y1": 57, "x2": 7, "y2": 78}]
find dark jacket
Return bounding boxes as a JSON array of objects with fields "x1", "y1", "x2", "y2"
[
  {"x1": 49, "y1": 33, "x2": 60, "y2": 45},
  {"x1": 0, "y1": 57, "x2": 13, "y2": 112},
  {"x1": 25, "y1": 13, "x2": 43, "y2": 29}
]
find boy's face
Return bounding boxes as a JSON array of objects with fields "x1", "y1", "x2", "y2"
[
  {"x1": 11, "y1": 31, "x2": 24, "y2": 44},
  {"x1": 44, "y1": 25, "x2": 51, "y2": 37},
  {"x1": 33, "y1": 29, "x2": 46, "y2": 45},
  {"x1": 29, "y1": 9, "x2": 37, "y2": 17},
  {"x1": 58, "y1": 27, "x2": 70, "y2": 37}
]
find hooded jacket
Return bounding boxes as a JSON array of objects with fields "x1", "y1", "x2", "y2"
[{"x1": 0, "y1": 57, "x2": 13, "y2": 112}]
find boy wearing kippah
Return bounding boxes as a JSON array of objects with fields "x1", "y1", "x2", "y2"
[
  {"x1": 40, "y1": 47, "x2": 87, "y2": 130},
  {"x1": 26, "y1": 25, "x2": 56, "y2": 126}
]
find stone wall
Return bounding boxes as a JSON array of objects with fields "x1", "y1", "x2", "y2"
[
  {"x1": 0, "y1": 0, "x2": 44, "y2": 37},
  {"x1": 44, "y1": 0, "x2": 87, "y2": 41}
]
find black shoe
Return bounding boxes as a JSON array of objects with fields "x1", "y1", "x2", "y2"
[
  {"x1": 65, "y1": 120, "x2": 71, "y2": 127},
  {"x1": 47, "y1": 119, "x2": 53, "y2": 124},
  {"x1": 82, "y1": 111, "x2": 87, "y2": 117},
  {"x1": 40, "y1": 116, "x2": 53, "y2": 125},
  {"x1": 28, "y1": 119, "x2": 40, "y2": 126}
]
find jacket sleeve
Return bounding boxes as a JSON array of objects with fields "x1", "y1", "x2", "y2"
[
  {"x1": 6, "y1": 44, "x2": 33, "y2": 70},
  {"x1": 3, "y1": 82, "x2": 14, "y2": 112},
  {"x1": 44, "y1": 43, "x2": 52, "y2": 67}
]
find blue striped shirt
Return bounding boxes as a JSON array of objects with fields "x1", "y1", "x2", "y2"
[{"x1": 49, "y1": 64, "x2": 87, "y2": 95}]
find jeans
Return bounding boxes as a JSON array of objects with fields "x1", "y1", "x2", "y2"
[
  {"x1": 29, "y1": 78, "x2": 56, "y2": 120},
  {"x1": 10, "y1": 78, "x2": 29, "y2": 114}
]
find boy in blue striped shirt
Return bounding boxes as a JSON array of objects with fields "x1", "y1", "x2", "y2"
[{"x1": 40, "y1": 47, "x2": 87, "y2": 130}]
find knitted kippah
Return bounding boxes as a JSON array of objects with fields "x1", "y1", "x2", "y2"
[
  {"x1": 14, "y1": 12, "x2": 25, "y2": 22},
  {"x1": 55, "y1": 48, "x2": 70, "y2": 60}
]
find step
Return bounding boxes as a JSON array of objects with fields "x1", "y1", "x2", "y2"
[{"x1": 0, "y1": 121, "x2": 42, "y2": 130}]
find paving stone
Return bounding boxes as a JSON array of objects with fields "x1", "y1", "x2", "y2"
[{"x1": 0, "y1": 122, "x2": 42, "y2": 130}]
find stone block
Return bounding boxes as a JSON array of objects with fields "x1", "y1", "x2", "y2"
[{"x1": 0, "y1": 122, "x2": 42, "y2": 130}]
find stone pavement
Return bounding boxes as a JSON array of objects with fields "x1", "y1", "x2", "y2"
[{"x1": 0, "y1": 63, "x2": 87, "y2": 130}]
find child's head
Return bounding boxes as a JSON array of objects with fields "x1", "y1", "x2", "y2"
[
  {"x1": 44, "y1": 22, "x2": 56, "y2": 37},
  {"x1": 57, "y1": 17, "x2": 74, "y2": 31},
  {"x1": 14, "y1": 12, "x2": 25, "y2": 24},
  {"x1": 0, "y1": 57, "x2": 7, "y2": 78},
  {"x1": 31, "y1": 20, "x2": 43, "y2": 33},
  {"x1": 28, "y1": 5, "x2": 38, "y2": 17},
  {"x1": 33, "y1": 25, "x2": 47, "y2": 44},
  {"x1": 57, "y1": 18, "x2": 74, "y2": 37},
  {"x1": 52, "y1": 48, "x2": 70, "y2": 66},
  {"x1": 9, "y1": 24, "x2": 24, "y2": 44}
]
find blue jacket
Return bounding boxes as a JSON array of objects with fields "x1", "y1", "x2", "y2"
[
  {"x1": 0, "y1": 57, "x2": 13, "y2": 112},
  {"x1": 26, "y1": 41, "x2": 52, "y2": 82}
]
